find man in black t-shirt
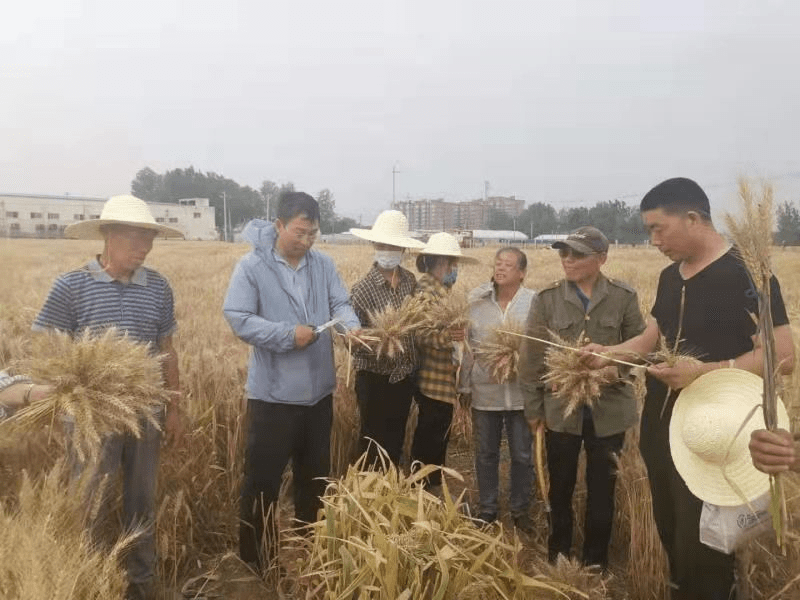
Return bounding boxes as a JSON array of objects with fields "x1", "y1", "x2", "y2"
[{"x1": 583, "y1": 178, "x2": 795, "y2": 600}]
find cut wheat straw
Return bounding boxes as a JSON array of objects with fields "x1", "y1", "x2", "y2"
[
  {"x1": 725, "y1": 177, "x2": 787, "y2": 546},
  {"x1": 7, "y1": 327, "x2": 170, "y2": 463},
  {"x1": 473, "y1": 320, "x2": 525, "y2": 384},
  {"x1": 289, "y1": 451, "x2": 585, "y2": 599},
  {"x1": 361, "y1": 295, "x2": 426, "y2": 359},
  {"x1": 544, "y1": 331, "x2": 618, "y2": 418}
]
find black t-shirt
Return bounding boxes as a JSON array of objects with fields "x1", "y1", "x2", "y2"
[{"x1": 645, "y1": 249, "x2": 789, "y2": 411}]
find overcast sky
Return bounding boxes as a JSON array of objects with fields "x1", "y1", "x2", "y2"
[{"x1": 3, "y1": 0, "x2": 800, "y2": 222}]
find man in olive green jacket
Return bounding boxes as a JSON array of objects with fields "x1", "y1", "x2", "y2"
[{"x1": 519, "y1": 226, "x2": 645, "y2": 569}]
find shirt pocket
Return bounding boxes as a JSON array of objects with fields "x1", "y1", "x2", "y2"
[
  {"x1": 550, "y1": 316, "x2": 580, "y2": 342},
  {"x1": 590, "y1": 313, "x2": 623, "y2": 345}
]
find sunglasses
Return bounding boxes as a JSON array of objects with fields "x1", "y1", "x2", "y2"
[{"x1": 558, "y1": 247, "x2": 594, "y2": 260}]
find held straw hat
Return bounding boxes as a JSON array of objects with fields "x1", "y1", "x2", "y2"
[
  {"x1": 670, "y1": 368, "x2": 790, "y2": 506},
  {"x1": 64, "y1": 195, "x2": 185, "y2": 240},
  {"x1": 349, "y1": 210, "x2": 425, "y2": 249},
  {"x1": 419, "y1": 232, "x2": 479, "y2": 264}
]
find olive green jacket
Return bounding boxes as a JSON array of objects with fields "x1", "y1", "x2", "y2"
[{"x1": 519, "y1": 273, "x2": 645, "y2": 437}]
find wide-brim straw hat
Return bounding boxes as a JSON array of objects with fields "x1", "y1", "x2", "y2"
[
  {"x1": 349, "y1": 210, "x2": 425, "y2": 249},
  {"x1": 418, "y1": 232, "x2": 479, "y2": 264},
  {"x1": 670, "y1": 368, "x2": 790, "y2": 506},
  {"x1": 64, "y1": 195, "x2": 185, "y2": 240}
]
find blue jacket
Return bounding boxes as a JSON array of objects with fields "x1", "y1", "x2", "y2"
[{"x1": 223, "y1": 220, "x2": 360, "y2": 406}]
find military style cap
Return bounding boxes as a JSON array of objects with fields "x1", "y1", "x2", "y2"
[{"x1": 552, "y1": 226, "x2": 609, "y2": 255}]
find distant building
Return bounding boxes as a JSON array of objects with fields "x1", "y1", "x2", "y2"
[
  {"x1": 391, "y1": 195, "x2": 524, "y2": 231},
  {"x1": 0, "y1": 193, "x2": 217, "y2": 240},
  {"x1": 533, "y1": 234, "x2": 569, "y2": 245}
]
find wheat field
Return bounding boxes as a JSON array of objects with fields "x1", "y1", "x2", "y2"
[{"x1": 1, "y1": 237, "x2": 799, "y2": 599}]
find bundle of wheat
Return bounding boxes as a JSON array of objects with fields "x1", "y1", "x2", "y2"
[
  {"x1": 473, "y1": 320, "x2": 525, "y2": 384},
  {"x1": 7, "y1": 328, "x2": 171, "y2": 463},
  {"x1": 418, "y1": 290, "x2": 470, "y2": 334},
  {"x1": 725, "y1": 178, "x2": 788, "y2": 545},
  {"x1": 288, "y1": 454, "x2": 591, "y2": 599},
  {"x1": 361, "y1": 295, "x2": 427, "y2": 359},
  {"x1": 0, "y1": 459, "x2": 136, "y2": 600},
  {"x1": 543, "y1": 331, "x2": 617, "y2": 418}
]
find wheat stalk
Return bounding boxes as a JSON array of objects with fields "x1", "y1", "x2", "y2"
[{"x1": 6, "y1": 327, "x2": 170, "y2": 463}]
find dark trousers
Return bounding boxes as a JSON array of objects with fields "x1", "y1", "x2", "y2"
[
  {"x1": 355, "y1": 370, "x2": 414, "y2": 468},
  {"x1": 546, "y1": 411, "x2": 624, "y2": 569},
  {"x1": 239, "y1": 395, "x2": 332, "y2": 569},
  {"x1": 410, "y1": 392, "x2": 454, "y2": 487},
  {"x1": 641, "y1": 393, "x2": 736, "y2": 600}
]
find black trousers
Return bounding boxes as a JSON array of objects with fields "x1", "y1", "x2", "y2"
[
  {"x1": 641, "y1": 393, "x2": 736, "y2": 600},
  {"x1": 239, "y1": 395, "x2": 332, "y2": 569},
  {"x1": 546, "y1": 411, "x2": 624, "y2": 569},
  {"x1": 355, "y1": 370, "x2": 414, "y2": 468},
  {"x1": 410, "y1": 392, "x2": 454, "y2": 487}
]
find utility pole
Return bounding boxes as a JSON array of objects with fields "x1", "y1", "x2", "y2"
[
  {"x1": 223, "y1": 190, "x2": 228, "y2": 242},
  {"x1": 392, "y1": 162, "x2": 400, "y2": 207}
]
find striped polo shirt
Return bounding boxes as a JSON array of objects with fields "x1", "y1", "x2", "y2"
[{"x1": 33, "y1": 258, "x2": 176, "y2": 352}]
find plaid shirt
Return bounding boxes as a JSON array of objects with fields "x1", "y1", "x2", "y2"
[
  {"x1": 350, "y1": 264, "x2": 418, "y2": 383},
  {"x1": 415, "y1": 274, "x2": 458, "y2": 404}
]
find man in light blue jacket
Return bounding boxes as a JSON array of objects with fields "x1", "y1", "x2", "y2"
[
  {"x1": 463, "y1": 247, "x2": 536, "y2": 531},
  {"x1": 223, "y1": 192, "x2": 360, "y2": 572}
]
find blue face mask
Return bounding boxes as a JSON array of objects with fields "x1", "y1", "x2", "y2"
[{"x1": 442, "y1": 266, "x2": 458, "y2": 287}]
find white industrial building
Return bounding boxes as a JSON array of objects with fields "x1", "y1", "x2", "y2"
[{"x1": 0, "y1": 193, "x2": 218, "y2": 240}]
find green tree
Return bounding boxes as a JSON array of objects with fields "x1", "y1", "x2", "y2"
[
  {"x1": 520, "y1": 202, "x2": 558, "y2": 238},
  {"x1": 334, "y1": 216, "x2": 359, "y2": 234},
  {"x1": 131, "y1": 167, "x2": 164, "y2": 202},
  {"x1": 775, "y1": 200, "x2": 800, "y2": 245},
  {"x1": 588, "y1": 200, "x2": 631, "y2": 243},
  {"x1": 487, "y1": 207, "x2": 514, "y2": 230},
  {"x1": 317, "y1": 189, "x2": 336, "y2": 233},
  {"x1": 559, "y1": 206, "x2": 590, "y2": 232}
]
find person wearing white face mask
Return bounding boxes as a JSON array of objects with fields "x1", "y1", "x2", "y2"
[{"x1": 349, "y1": 211, "x2": 425, "y2": 468}]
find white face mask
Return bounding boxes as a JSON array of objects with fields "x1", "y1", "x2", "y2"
[{"x1": 374, "y1": 249, "x2": 403, "y2": 269}]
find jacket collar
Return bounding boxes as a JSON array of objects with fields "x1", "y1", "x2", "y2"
[{"x1": 561, "y1": 272, "x2": 609, "y2": 313}]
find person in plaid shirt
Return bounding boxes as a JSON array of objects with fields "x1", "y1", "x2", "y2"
[
  {"x1": 349, "y1": 211, "x2": 425, "y2": 468},
  {"x1": 411, "y1": 232, "x2": 478, "y2": 488}
]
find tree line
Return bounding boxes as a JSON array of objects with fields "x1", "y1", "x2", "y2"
[
  {"x1": 487, "y1": 199, "x2": 649, "y2": 244},
  {"x1": 132, "y1": 166, "x2": 800, "y2": 245},
  {"x1": 131, "y1": 166, "x2": 357, "y2": 237}
]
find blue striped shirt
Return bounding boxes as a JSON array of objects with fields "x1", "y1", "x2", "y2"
[{"x1": 33, "y1": 258, "x2": 176, "y2": 351}]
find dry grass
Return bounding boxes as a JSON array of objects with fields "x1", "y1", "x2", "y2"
[
  {"x1": 0, "y1": 237, "x2": 798, "y2": 599},
  {"x1": 5, "y1": 328, "x2": 170, "y2": 463}
]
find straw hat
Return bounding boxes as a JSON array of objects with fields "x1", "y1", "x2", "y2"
[
  {"x1": 419, "y1": 232, "x2": 479, "y2": 264},
  {"x1": 349, "y1": 210, "x2": 425, "y2": 249},
  {"x1": 64, "y1": 195, "x2": 184, "y2": 240},
  {"x1": 670, "y1": 368, "x2": 790, "y2": 506}
]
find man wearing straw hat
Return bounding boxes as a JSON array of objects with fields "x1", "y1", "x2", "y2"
[
  {"x1": 349, "y1": 210, "x2": 424, "y2": 468},
  {"x1": 518, "y1": 225, "x2": 646, "y2": 570},
  {"x1": 32, "y1": 194, "x2": 184, "y2": 600},
  {"x1": 583, "y1": 178, "x2": 795, "y2": 599},
  {"x1": 223, "y1": 191, "x2": 361, "y2": 574}
]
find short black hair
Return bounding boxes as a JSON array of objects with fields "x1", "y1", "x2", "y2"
[
  {"x1": 277, "y1": 191, "x2": 320, "y2": 224},
  {"x1": 640, "y1": 177, "x2": 712, "y2": 220},
  {"x1": 495, "y1": 247, "x2": 527, "y2": 271},
  {"x1": 416, "y1": 254, "x2": 450, "y2": 274}
]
